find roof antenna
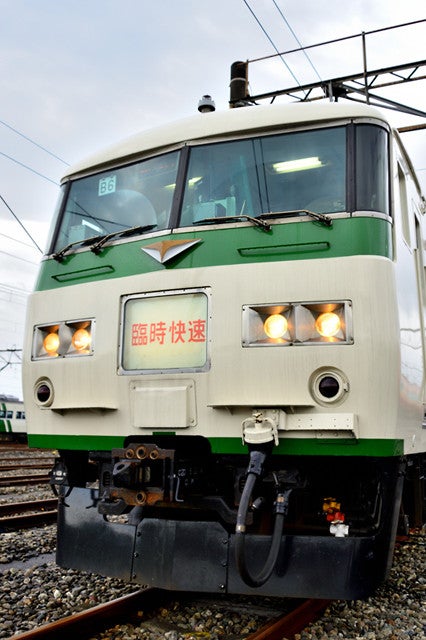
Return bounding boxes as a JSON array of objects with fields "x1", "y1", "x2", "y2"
[{"x1": 198, "y1": 95, "x2": 216, "y2": 113}]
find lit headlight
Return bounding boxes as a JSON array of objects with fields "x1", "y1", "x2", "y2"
[
  {"x1": 32, "y1": 319, "x2": 95, "y2": 359},
  {"x1": 264, "y1": 313, "x2": 289, "y2": 339},
  {"x1": 242, "y1": 301, "x2": 352, "y2": 346},
  {"x1": 315, "y1": 312, "x2": 341, "y2": 337},
  {"x1": 43, "y1": 331, "x2": 60, "y2": 357}
]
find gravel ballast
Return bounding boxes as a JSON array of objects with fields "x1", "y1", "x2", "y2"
[{"x1": 0, "y1": 523, "x2": 425, "y2": 639}]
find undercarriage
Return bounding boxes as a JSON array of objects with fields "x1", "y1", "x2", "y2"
[{"x1": 51, "y1": 436, "x2": 422, "y2": 599}]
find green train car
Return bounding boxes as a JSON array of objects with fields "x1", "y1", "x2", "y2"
[{"x1": 0, "y1": 395, "x2": 26, "y2": 441}]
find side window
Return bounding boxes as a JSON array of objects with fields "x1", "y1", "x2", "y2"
[
  {"x1": 398, "y1": 162, "x2": 411, "y2": 246},
  {"x1": 356, "y1": 125, "x2": 389, "y2": 214}
]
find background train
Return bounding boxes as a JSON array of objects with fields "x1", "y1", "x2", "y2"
[
  {"x1": 22, "y1": 85, "x2": 426, "y2": 599},
  {"x1": 0, "y1": 395, "x2": 26, "y2": 442}
]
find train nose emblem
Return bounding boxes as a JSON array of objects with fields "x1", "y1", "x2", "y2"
[{"x1": 141, "y1": 238, "x2": 202, "y2": 264}]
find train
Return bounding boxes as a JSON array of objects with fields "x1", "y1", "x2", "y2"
[
  {"x1": 22, "y1": 85, "x2": 426, "y2": 599},
  {"x1": 0, "y1": 395, "x2": 26, "y2": 441}
]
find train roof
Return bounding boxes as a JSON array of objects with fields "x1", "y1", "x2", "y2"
[{"x1": 63, "y1": 101, "x2": 388, "y2": 180}]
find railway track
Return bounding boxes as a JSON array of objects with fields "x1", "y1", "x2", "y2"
[
  {"x1": 0, "y1": 443, "x2": 28, "y2": 451},
  {"x1": 0, "y1": 444, "x2": 54, "y2": 487},
  {"x1": 0, "y1": 446, "x2": 329, "y2": 638},
  {"x1": 0, "y1": 461, "x2": 53, "y2": 471},
  {"x1": 5, "y1": 588, "x2": 330, "y2": 640},
  {"x1": 0, "y1": 498, "x2": 57, "y2": 529},
  {"x1": 0, "y1": 475, "x2": 50, "y2": 487},
  {"x1": 0, "y1": 444, "x2": 56, "y2": 528}
]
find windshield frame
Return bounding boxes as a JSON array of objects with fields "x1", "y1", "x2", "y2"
[
  {"x1": 47, "y1": 119, "x2": 391, "y2": 257},
  {"x1": 49, "y1": 148, "x2": 182, "y2": 255}
]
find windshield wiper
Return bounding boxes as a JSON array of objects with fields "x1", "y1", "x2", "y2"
[
  {"x1": 90, "y1": 224, "x2": 157, "y2": 254},
  {"x1": 193, "y1": 215, "x2": 271, "y2": 232},
  {"x1": 52, "y1": 234, "x2": 105, "y2": 262},
  {"x1": 258, "y1": 209, "x2": 332, "y2": 227},
  {"x1": 52, "y1": 224, "x2": 157, "y2": 262}
]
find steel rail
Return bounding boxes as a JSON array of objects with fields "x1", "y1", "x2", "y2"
[
  {"x1": 246, "y1": 598, "x2": 331, "y2": 640},
  {"x1": 0, "y1": 509, "x2": 57, "y2": 529},
  {"x1": 7, "y1": 588, "x2": 170, "y2": 640},
  {"x1": 0, "y1": 475, "x2": 50, "y2": 486},
  {"x1": 0, "y1": 498, "x2": 58, "y2": 528},
  {"x1": 0, "y1": 498, "x2": 57, "y2": 516},
  {"x1": 0, "y1": 462, "x2": 53, "y2": 470},
  {"x1": 7, "y1": 591, "x2": 331, "y2": 640},
  {"x1": 0, "y1": 443, "x2": 28, "y2": 451}
]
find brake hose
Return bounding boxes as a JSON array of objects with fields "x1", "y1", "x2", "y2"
[{"x1": 235, "y1": 449, "x2": 291, "y2": 588}]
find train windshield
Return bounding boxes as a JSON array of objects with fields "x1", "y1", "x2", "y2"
[
  {"x1": 180, "y1": 126, "x2": 347, "y2": 225},
  {"x1": 51, "y1": 122, "x2": 389, "y2": 254},
  {"x1": 179, "y1": 123, "x2": 389, "y2": 226},
  {"x1": 52, "y1": 150, "x2": 180, "y2": 252}
]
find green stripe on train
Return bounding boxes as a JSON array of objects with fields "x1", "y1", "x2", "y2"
[
  {"x1": 35, "y1": 217, "x2": 392, "y2": 291},
  {"x1": 28, "y1": 433, "x2": 404, "y2": 457}
]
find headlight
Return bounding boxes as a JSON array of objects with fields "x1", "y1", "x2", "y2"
[
  {"x1": 71, "y1": 328, "x2": 92, "y2": 352},
  {"x1": 242, "y1": 301, "x2": 352, "y2": 346},
  {"x1": 264, "y1": 313, "x2": 288, "y2": 339},
  {"x1": 32, "y1": 319, "x2": 95, "y2": 359},
  {"x1": 315, "y1": 312, "x2": 341, "y2": 337},
  {"x1": 43, "y1": 331, "x2": 60, "y2": 357}
]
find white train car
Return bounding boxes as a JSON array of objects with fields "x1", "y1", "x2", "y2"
[{"x1": 23, "y1": 99, "x2": 426, "y2": 599}]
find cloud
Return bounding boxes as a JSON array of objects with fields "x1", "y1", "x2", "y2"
[{"x1": 0, "y1": 1, "x2": 424, "y2": 399}]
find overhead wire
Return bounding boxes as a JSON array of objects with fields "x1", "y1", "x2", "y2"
[
  {"x1": 0, "y1": 118, "x2": 69, "y2": 166},
  {"x1": 0, "y1": 282, "x2": 31, "y2": 299},
  {"x1": 0, "y1": 349, "x2": 22, "y2": 373},
  {"x1": 0, "y1": 230, "x2": 38, "y2": 250},
  {"x1": 0, "y1": 249, "x2": 40, "y2": 265},
  {"x1": 0, "y1": 194, "x2": 43, "y2": 254},
  {"x1": 241, "y1": 0, "x2": 304, "y2": 90},
  {"x1": 271, "y1": 0, "x2": 322, "y2": 82},
  {"x1": 0, "y1": 149, "x2": 59, "y2": 186},
  {"x1": 0, "y1": 116, "x2": 65, "y2": 266}
]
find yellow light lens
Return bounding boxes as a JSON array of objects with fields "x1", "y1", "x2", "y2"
[
  {"x1": 264, "y1": 314, "x2": 288, "y2": 339},
  {"x1": 315, "y1": 312, "x2": 341, "y2": 337},
  {"x1": 43, "y1": 332, "x2": 60, "y2": 356},
  {"x1": 71, "y1": 328, "x2": 91, "y2": 351}
]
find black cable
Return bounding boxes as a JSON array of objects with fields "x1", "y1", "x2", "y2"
[
  {"x1": 0, "y1": 150, "x2": 59, "y2": 186},
  {"x1": 0, "y1": 117, "x2": 69, "y2": 166},
  {"x1": 235, "y1": 470, "x2": 289, "y2": 587},
  {"x1": 271, "y1": 0, "x2": 322, "y2": 82},
  {"x1": 0, "y1": 230, "x2": 37, "y2": 249},
  {"x1": 242, "y1": 0, "x2": 303, "y2": 90},
  {"x1": 0, "y1": 249, "x2": 39, "y2": 265},
  {"x1": 234, "y1": 449, "x2": 290, "y2": 588},
  {"x1": 0, "y1": 194, "x2": 43, "y2": 254}
]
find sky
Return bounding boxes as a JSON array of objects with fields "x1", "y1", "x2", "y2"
[{"x1": 0, "y1": 1, "x2": 425, "y2": 399}]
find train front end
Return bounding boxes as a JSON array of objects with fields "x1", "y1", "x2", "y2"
[{"x1": 22, "y1": 102, "x2": 426, "y2": 599}]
